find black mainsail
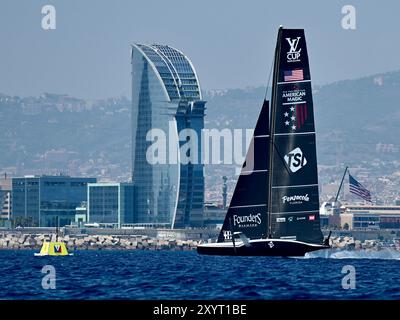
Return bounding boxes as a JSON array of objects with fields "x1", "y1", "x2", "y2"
[
  {"x1": 199, "y1": 27, "x2": 328, "y2": 256},
  {"x1": 218, "y1": 100, "x2": 270, "y2": 243},
  {"x1": 268, "y1": 28, "x2": 323, "y2": 244}
]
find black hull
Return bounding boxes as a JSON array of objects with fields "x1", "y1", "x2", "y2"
[{"x1": 197, "y1": 239, "x2": 330, "y2": 257}]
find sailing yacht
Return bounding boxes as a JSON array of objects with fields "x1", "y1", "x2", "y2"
[{"x1": 197, "y1": 27, "x2": 331, "y2": 256}]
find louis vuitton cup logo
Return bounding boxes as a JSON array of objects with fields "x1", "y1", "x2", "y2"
[
  {"x1": 286, "y1": 37, "x2": 301, "y2": 62},
  {"x1": 284, "y1": 147, "x2": 307, "y2": 173}
]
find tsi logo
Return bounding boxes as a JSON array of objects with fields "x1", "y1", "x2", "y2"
[
  {"x1": 284, "y1": 147, "x2": 307, "y2": 173},
  {"x1": 286, "y1": 37, "x2": 301, "y2": 62}
]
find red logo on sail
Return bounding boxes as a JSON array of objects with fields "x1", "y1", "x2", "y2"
[
  {"x1": 283, "y1": 104, "x2": 308, "y2": 131},
  {"x1": 296, "y1": 104, "x2": 307, "y2": 129}
]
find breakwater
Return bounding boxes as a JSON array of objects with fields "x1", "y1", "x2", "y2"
[
  {"x1": 0, "y1": 233, "x2": 204, "y2": 251},
  {"x1": 331, "y1": 235, "x2": 399, "y2": 250},
  {"x1": 0, "y1": 232, "x2": 399, "y2": 251}
]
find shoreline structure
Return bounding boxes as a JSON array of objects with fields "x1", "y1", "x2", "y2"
[{"x1": 0, "y1": 228, "x2": 399, "y2": 251}]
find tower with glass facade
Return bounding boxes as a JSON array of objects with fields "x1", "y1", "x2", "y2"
[
  {"x1": 131, "y1": 44, "x2": 205, "y2": 228},
  {"x1": 87, "y1": 182, "x2": 135, "y2": 228},
  {"x1": 12, "y1": 175, "x2": 96, "y2": 227}
]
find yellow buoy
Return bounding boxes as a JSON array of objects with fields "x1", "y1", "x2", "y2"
[{"x1": 35, "y1": 240, "x2": 73, "y2": 256}]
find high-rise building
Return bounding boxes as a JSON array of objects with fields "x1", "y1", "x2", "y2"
[
  {"x1": 87, "y1": 182, "x2": 136, "y2": 227},
  {"x1": 12, "y1": 175, "x2": 96, "y2": 227},
  {"x1": 131, "y1": 44, "x2": 205, "y2": 228},
  {"x1": 0, "y1": 177, "x2": 11, "y2": 221}
]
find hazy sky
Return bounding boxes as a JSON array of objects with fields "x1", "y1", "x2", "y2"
[{"x1": 0, "y1": 0, "x2": 399, "y2": 99}]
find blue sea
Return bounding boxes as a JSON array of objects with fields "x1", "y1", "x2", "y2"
[{"x1": 0, "y1": 249, "x2": 400, "y2": 300}]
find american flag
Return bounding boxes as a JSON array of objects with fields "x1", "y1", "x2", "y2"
[
  {"x1": 284, "y1": 69, "x2": 304, "y2": 82},
  {"x1": 349, "y1": 174, "x2": 372, "y2": 202},
  {"x1": 283, "y1": 104, "x2": 308, "y2": 131}
]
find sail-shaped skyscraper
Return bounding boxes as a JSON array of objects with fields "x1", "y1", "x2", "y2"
[{"x1": 131, "y1": 44, "x2": 205, "y2": 228}]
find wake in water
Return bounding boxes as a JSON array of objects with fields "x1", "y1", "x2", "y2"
[{"x1": 303, "y1": 248, "x2": 400, "y2": 260}]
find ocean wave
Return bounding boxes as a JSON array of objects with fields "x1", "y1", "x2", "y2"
[{"x1": 303, "y1": 248, "x2": 400, "y2": 260}]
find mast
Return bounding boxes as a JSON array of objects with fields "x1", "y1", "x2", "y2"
[
  {"x1": 267, "y1": 26, "x2": 283, "y2": 238},
  {"x1": 335, "y1": 166, "x2": 348, "y2": 202},
  {"x1": 55, "y1": 216, "x2": 59, "y2": 242}
]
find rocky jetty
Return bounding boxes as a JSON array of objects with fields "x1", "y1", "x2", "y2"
[
  {"x1": 0, "y1": 233, "x2": 398, "y2": 251},
  {"x1": 0, "y1": 233, "x2": 203, "y2": 251},
  {"x1": 329, "y1": 236, "x2": 398, "y2": 250}
]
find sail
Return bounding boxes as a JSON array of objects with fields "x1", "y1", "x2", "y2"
[
  {"x1": 217, "y1": 100, "x2": 270, "y2": 243},
  {"x1": 268, "y1": 28, "x2": 323, "y2": 244}
]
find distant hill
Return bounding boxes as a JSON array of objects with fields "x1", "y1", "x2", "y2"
[
  {"x1": 0, "y1": 70, "x2": 399, "y2": 181},
  {"x1": 0, "y1": 94, "x2": 131, "y2": 180},
  {"x1": 205, "y1": 71, "x2": 400, "y2": 166}
]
